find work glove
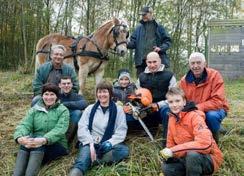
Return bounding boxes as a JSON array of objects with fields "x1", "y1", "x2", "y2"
[
  {"x1": 150, "y1": 103, "x2": 159, "y2": 112},
  {"x1": 160, "y1": 148, "x2": 173, "y2": 160},
  {"x1": 116, "y1": 101, "x2": 123, "y2": 107},
  {"x1": 97, "y1": 141, "x2": 112, "y2": 159}
]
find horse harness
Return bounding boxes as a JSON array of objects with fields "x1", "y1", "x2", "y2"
[{"x1": 36, "y1": 25, "x2": 128, "y2": 74}]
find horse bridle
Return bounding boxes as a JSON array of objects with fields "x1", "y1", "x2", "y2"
[{"x1": 111, "y1": 24, "x2": 129, "y2": 52}]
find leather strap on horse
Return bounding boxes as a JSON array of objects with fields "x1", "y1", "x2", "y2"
[{"x1": 76, "y1": 50, "x2": 108, "y2": 60}]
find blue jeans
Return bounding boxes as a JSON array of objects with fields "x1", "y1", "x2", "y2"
[
  {"x1": 20, "y1": 143, "x2": 68, "y2": 164},
  {"x1": 70, "y1": 110, "x2": 82, "y2": 124},
  {"x1": 205, "y1": 109, "x2": 227, "y2": 133},
  {"x1": 159, "y1": 105, "x2": 170, "y2": 139},
  {"x1": 162, "y1": 151, "x2": 213, "y2": 176},
  {"x1": 72, "y1": 143, "x2": 129, "y2": 174}
]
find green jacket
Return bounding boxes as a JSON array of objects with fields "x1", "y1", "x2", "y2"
[
  {"x1": 14, "y1": 99, "x2": 70, "y2": 149},
  {"x1": 33, "y1": 61, "x2": 79, "y2": 95}
]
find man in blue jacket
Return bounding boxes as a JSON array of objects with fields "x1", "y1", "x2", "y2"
[
  {"x1": 127, "y1": 6, "x2": 172, "y2": 76},
  {"x1": 59, "y1": 76, "x2": 88, "y2": 146}
]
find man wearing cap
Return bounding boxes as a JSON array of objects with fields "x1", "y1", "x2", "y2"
[{"x1": 127, "y1": 6, "x2": 172, "y2": 76}]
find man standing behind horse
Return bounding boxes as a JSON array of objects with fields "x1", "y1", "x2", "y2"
[
  {"x1": 32, "y1": 44, "x2": 79, "y2": 106},
  {"x1": 127, "y1": 6, "x2": 172, "y2": 77}
]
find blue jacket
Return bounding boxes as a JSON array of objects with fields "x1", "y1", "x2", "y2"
[
  {"x1": 33, "y1": 62, "x2": 79, "y2": 95},
  {"x1": 59, "y1": 92, "x2": 88, "y2": 110},
  {"x1": 127, "y1": 19, "x2": 172, "y2": 67}
]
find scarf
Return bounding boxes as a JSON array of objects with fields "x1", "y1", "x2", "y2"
[{"x1": 88, "y1": 101, "x2": 117, "y2": 143}]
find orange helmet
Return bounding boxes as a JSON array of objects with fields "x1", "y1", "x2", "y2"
[{"x1": 130, "y1": 88, "x2": 152, "y2": 106}]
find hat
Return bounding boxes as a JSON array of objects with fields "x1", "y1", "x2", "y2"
[
  {"x1": 118, "y1": 71, "x2": 131, "y2": 82},
  {"x1": 139, "y1": 6, "x2": 153, "y2": 15}
]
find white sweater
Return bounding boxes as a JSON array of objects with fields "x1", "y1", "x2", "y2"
[{"x1": 77, "y1": 103, "x2": 128, "y2": 146}]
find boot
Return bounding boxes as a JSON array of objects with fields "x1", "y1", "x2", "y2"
[
  {"x1": 25, "y1": 151, "x2": 44, "y2": 176},
  {"x1": 68, "y1": 168, "x2": 83, "y2": 176},
  {"x1": 66, "y1": 122, "x2": 78, "y2": 145},
  {"x1": 212, "y1": 131, "x2": 219, "y2": 144},
  {"x1": 13, "y1": 150, "x2": 29, "y2": 176}
]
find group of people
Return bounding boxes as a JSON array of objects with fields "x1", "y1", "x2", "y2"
[{"x1": 12, "y1": 5, "x2": 229, "y2": 176}]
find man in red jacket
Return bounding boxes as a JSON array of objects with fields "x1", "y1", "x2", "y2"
[{"x1": 179, "y1": 52, "x2": 229, "y2": 143}]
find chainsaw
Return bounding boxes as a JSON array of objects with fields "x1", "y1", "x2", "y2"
[{"x1": 125, "y1": 88, "x2": 156, "y2": 141}]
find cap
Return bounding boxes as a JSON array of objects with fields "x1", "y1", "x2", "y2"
[
  {"x1": 139, "y1": 6, "x2": 153, "y2": 15},
  {"x1": 118, "y1": 72, "x2": 131, "y2": 82}
]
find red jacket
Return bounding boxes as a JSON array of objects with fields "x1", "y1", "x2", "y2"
[
  {"x1": 167, "y1": 109, "x2": 223, "y2": 172},
  {"x1": 179, "y1": 68, "x2": 229, "y2": 112}
]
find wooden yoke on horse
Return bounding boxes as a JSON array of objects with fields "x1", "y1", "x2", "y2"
[{"x1": 35, "y1": 17, "x2": 129, "y2": 95}]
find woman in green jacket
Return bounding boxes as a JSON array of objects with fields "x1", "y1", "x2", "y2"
[{"x1": 13, "y1": 83, "x2": 69, "y2": 176}]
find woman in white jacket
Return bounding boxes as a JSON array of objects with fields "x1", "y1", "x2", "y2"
[{"x1": 69, "y1": 81, "x2": 129, "y2": 176}]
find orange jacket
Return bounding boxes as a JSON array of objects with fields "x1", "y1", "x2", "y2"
[
  {"x1": 167, "y1": 109, "x2": 223, "y2": 172},
  {"x1": 179, "y1": 68, "x2": 229, "y2": 112}
]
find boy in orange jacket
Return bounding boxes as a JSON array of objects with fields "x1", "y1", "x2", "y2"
[{"x1": 160, "y1": 87, "x2": 223, "y2": 176}]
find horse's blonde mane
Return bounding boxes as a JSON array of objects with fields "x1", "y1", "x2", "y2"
[{"x1": 93, "y1": 19, "x2": 115, "y2": 36}]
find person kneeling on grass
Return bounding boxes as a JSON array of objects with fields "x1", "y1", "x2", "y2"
[
  {"x1": 160, "y1": 87, "x2": 223, "y2": 176},
  {"x1": 13, "y1": 83, "x2": 69, "y2": 176},
  {"x1": 69, "y1": 81, "x2": 129, "y2": 176}
]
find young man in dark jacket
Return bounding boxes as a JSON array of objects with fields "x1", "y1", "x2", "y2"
[{"x1": 59, "y1": 76, "x2": 88, "y2": 146}]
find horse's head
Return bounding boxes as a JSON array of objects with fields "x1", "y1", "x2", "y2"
[{"x1": 109, "y1": 18, "x2": 129, "y2": 56}]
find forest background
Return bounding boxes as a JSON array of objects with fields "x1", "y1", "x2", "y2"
[{"x1": 0, "y1": 0, "x2": 243, "y2": 77}]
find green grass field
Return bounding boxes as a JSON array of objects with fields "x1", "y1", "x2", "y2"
[{"x1": 0, "y1": 71, "x2": 243, "y2": 176}]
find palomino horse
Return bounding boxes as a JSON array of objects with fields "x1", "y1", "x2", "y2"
[{"x1": 35, "y1": 17, "x2": 128, "y2": 94}]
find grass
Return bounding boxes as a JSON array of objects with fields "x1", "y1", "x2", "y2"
[{"x1": 0, "y1": 71, "x2": 243, "y2": 176}]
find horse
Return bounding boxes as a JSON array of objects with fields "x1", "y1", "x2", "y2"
[{"x1": 35, "y1": 17, "x2": 128, "y2": 95}]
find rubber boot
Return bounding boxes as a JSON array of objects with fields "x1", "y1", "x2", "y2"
[
  {"x1": 66, "y1": 122, "x2": 78, "y2": 145},
  {"x1": 212, "y1": 131, "x2": 219, "y2": 144},
  {"x1": 13, "y1": 150, "x2": 29, "y2": 176},
  {"x1": 25, "y1": 151, "x2": 44, "y2": 176},
  {"x1": 68, "y1": 168, "x2": 83, "y2": 176}
]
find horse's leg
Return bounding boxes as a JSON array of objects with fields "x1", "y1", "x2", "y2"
[
  {"x1": 35, "y1": 53, "x2": 47, "y2": 75},
  {"x1": 63, "y1": 57, "x2": 75, "y2": 68},
  {"x1": 78, "y1": 64, "x2": 89, "y2": 95},
  {"x1": 95, "y1": 69, "x2": 104, "y2": 86},
  {"x1": 94, "y1": 62, "x2": 107, "y2": 87}
]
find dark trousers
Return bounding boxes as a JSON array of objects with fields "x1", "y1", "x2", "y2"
[
  {"x1": 136, "y1": 60, "x2": 147, "y2": 77},
  {"x1": 20, "y1": 143, "x2": 68, "y2": 164},
  {"x1": 162, "y1": 151, "x2": 214, "y2": 176}
]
